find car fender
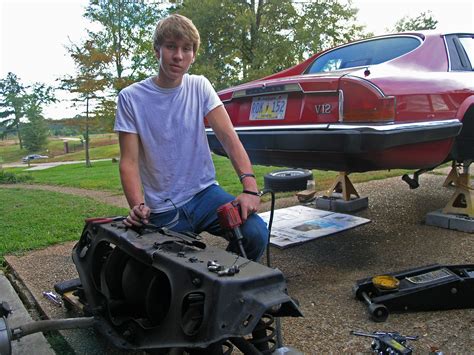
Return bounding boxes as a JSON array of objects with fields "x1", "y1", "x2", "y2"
[{"x1": 455, "y1": 95, "x2": 474, "y2": 122}]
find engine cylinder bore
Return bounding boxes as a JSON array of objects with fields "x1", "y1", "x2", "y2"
[
  {"x1": 144, "y1": 271, "x2": 172, "y2": 325},
  {"x1": 99, "y1": 245, "x2": 172, "y2": 327},
  {"x1": 101, "y1": 245, "x2": 129, "y2": 299},
  {"x1": 181, "y1": 292, "x2": 205, "y2": 336}
]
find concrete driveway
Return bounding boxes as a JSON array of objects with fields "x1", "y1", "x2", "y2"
[{"x1": 3, "y1": 171, "x2": 474, "y2": 353}]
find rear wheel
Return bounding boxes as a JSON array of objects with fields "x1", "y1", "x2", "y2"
[
  {"x1": 263, "y1": 169, "x2": 313, "y2": 192},
  {"x1": 452, "y1": 106, "x2": 474, "y2": 162}
]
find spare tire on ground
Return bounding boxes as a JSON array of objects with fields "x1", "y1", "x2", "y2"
[{"x1": 263, "y1": 169, "x2": 313, "y2": 192}]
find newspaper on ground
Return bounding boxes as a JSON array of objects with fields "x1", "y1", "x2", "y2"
[{"x1": 258, "y1": 205, "x2": 370, "y2": 249}]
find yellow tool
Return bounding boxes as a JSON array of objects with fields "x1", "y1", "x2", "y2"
[{"x1": 372, "y1": 275, "x2": 400, "y2": 290}]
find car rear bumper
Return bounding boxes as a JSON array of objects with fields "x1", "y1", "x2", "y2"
[
  {"x1": 206, "y1": 119, "x2": 462, "y2": 171},
  {"x1": 207, "y1": 119, "x2": 461, "y2": 154}
]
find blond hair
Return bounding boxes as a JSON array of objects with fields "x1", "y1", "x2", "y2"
[{"x1": 153, "y1": 14, "x2": 200, "y2": 54}]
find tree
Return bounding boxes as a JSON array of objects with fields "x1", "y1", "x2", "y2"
[
  {"x1": 67, "y1": 1, "x2": 164, "y2": 128},
  {"x1": 22, "y1": 118, "x2": 49, "y2": 154},
  {"x1": 294, "y1": 0, "x2": 367, "y2": 61},
  {"x1": 175, "y1": 0, "x2": 368, "y2": 89},
  {"x1": 0, "y1": 73, "x2": 56, "y2": 149},
  {"x1": 391, "y1": 11, "x2": 438, "y2": 32},
  {"x1": 0, "y1": 73, "x2": 27, "y2": 148},
  {"x1": 93, "y1": 98, "x2": 117, "y2": 132},
  {"x1": 177, "y1": 0, "x2": 301, "y2": 86},
  {"x1": 21, "y1": 83, "x2": 56, "y2": 153},
  {"x1": 84, "y1": 0, "x2": 164, "y2": 91},
  {"x1": 61, "y1": 40, "x2": 113, "y2": 167}
]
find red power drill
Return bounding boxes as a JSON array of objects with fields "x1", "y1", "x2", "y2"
[{"x1": 217, "y1": 201, "x2": 247, "y2": 258}]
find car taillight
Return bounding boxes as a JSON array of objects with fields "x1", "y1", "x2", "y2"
[{"x1": 339, "y1": 77, "x2": 395, "y2": 122}]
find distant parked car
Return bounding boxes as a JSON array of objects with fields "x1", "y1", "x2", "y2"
[
  {"x1": 22, "y1": 154, "x2": 49, "y2": 163},
  {"x1": 207, "y1": 31, "x2": 473, "y2": 175}
]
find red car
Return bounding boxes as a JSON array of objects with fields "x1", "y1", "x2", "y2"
[{"x1": 207, "y1": 31, "x2": 473, "y2": 177}]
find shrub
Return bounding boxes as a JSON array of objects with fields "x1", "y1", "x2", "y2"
[{"x1": 0, "y1": 170, "x2": 33, "y2": 184}]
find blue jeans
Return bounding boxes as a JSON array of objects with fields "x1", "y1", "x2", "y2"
[{"x1": 149, "y1": 184, "x2": 268, "y2": 261}]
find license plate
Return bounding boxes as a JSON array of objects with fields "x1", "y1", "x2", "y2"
[{"x1": 250, "y1": 94, "x2": 287, "y2": 121}]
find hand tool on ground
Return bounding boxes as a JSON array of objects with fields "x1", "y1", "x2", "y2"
[{"x1": 351, "y1": 330, "x2": 418, "y2": 354}]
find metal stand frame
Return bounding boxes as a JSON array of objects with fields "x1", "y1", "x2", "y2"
[
  {"x1": 325, "y1": 172, "x2": 360, "y2": 201},
  {"x1": 315, "y1": 172, "x2": 368, "y2": 212},
  {"x1": 442, "y1": 171, "x2": 473, "y2": 217},
  {"x1": 443, "y1": 161, "x2": 461, "y2": 188},
  {"x1": 426, "y1": 162, "x2": 474, "y2": 232}
]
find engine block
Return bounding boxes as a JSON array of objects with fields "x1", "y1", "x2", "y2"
[{"x1": 72, "y1": 219, "x2": 301, "y2": 351}]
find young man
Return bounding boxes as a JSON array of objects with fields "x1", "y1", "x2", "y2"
[{"x1": 114, "y1": 14, "x2": 268, "y2": 261}]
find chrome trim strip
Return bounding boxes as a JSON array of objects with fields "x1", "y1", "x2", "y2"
[
  {"x1": 231, "y1": 83, "x2": 303, "y2": 99},
  {"x1": 300, "y1": 89, "x2": 338, "y2": 94},
  {"x1": 327, "y1": 119, "x2": 460, "y2": 131},
  {"x1": 205, "y1": 119, "x2": 460, "y2": 133},
  {"x1": 338, "y1": 90, "x2": 344, "y2": 122},
  {"x1": 230, "y1": 83, "x2": 340, "y2": 99},
  {"x1": 443, "y1": 35, "x2": 452, "y2": 71},
  {"x1": 342, "y1": 75, "x2": 386, "y2": 97}
]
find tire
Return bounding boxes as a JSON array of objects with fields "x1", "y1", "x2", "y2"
[{"x1": 263, "y1": 169, "x2": 313, "y2": 192}]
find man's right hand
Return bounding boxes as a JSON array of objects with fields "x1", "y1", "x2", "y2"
[{"x1": 124, "y1": 203, "x2": 151, "y2": 227}]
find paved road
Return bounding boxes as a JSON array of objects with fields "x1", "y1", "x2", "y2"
[{"x1": 3, "y1": 159, "x2": 113, "y2": 171}]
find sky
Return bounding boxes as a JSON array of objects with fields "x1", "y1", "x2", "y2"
[{"x1": 1, "y1": 0, "x2": 473, "y2": 120}]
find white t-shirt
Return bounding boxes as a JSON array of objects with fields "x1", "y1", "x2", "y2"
[{"x1": 114, "y1": 74, "x2": 222, "y2": 213}]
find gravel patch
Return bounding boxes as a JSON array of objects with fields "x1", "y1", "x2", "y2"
[{"x1": 3, "y1": 171, "x2": 474, "y2": 353}]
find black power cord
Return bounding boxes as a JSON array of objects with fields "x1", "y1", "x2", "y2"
[
  {"x1": 260, "y1": 188, "x2": 276, "y2": 268},
  {"x1": 259, "y1": 188, "x2": 283, "y2": 348}
]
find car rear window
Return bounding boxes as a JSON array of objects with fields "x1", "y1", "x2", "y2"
[
  {"x1": 446, "y1": 34, "x2": 474, "y2": 71},
  {"x1": 306, "y1": 36, "x2": 421, "y2": 74}
]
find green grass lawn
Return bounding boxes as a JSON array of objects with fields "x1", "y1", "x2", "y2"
[
  {"x1": 1, "y1": 134, "x2": 411, "y2": 194},
  {"x1": 52, "y1": 143, "x2": 120, "y2": 162},
  {"x1": 0, "y1": 188, "x2": 127, "y2": 264},
  {"x1": 5, "y1": 153, "x2": 411, "y2": 196},
  {"x1": 0, "y1": 142, "x2": 27, "y2": 163},
  {"x1": 13, "y1": 160, "x2": 124, "y2": 192},
  {"x1": 0, "y1": 134, "x2": 119, "y2": 164}
]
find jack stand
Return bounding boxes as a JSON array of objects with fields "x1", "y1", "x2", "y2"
[
  {"x1": 443, "y1": 161, "x2": 460, "y2": 187},
  {"x1": 315, "y1": 172, "x2": 368, "y2": 212},
  {"x1": 442, "y1": 172, "x2": 473, "y2": 217},
  {"x1": 326, "y1": 171, "x2": 359, "y2": 201},
  {"x1": 426, "y1": 164, "x2": 474, "y2": 232}
]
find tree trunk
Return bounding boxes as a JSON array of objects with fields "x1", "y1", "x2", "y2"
[
  {"x1": 16, "y1": 122, "x2": 23, "y2": 149},
  {"x1": 85, "y1": 97, "x2": 92, "y2": 168}
]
